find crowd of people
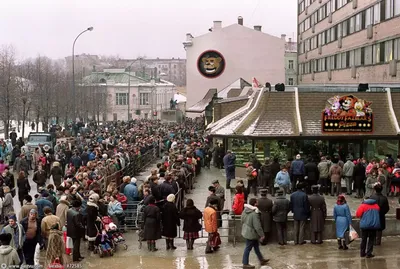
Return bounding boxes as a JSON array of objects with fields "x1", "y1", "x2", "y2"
[{"x1": 0, "y1": 118, "x2": 209, "y2": 268}]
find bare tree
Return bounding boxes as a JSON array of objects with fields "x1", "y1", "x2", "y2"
[
  {"x1": 16, "y1": 60, "x2": 34, "y2": 138},
  {"x1": 0, "y1": 45, "x2": 18, "y2": 139}
]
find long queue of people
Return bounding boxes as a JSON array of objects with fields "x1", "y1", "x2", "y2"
[{"x1": 0, "y1": 119, "x2": 206, "y2": 268}]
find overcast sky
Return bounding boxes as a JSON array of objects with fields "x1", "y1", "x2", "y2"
[{"x1": 1, "y1": 0, "x2": 296, "y2": 60}]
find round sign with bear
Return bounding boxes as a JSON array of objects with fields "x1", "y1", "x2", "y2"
[{"x1": 197, "y1": 50, "x2": 225, "y2": 78}]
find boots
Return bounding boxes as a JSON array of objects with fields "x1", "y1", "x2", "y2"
[
  {"x1": 342, "y1": 240, "x2": 348, "y2": 250},
  {"x1": 151, "y1": 242, "x2": 158, "y2": 252},
  {"x1": 166, "y1": 239, "x2": 171, "y2": 250},
  {"x1": 147, "y1": 241, "x2": 151, "y2": 251},
  {"x1": 186, "y1": 240, "x2": 190, "y2": 250},
  {"x1": 337, "y1": 239, "x2": 343, "y2": 249},
  {"x1": 170, "y1": 239, "x2": 177, "y2": 250},
  {"x1": 190, "y1": 239, "x2": 195, "y2": 250}
]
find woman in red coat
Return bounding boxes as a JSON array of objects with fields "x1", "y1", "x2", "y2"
[{"x1": 232, "y1": 185, "x2": 245, "y2": 215}]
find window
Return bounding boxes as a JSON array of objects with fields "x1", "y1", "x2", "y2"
[
  {"x1": 386, "y1": 0, "x2": 394, "y2": 19},
  {"x1": 115, "y1": 93, "x2": 128, "y2": 106},
  {"x1": 341, "y1": 52, "x2": 347, "y2": 68},
  {"x1": 139, "y1": 93, "x2": 150, "y2": 105},
  {"x1": 365, "y1": 7, "x2": 373, "y2": 27},
  {"x1": 336, "y1": 53, "x2": 342, "y2": 69},
  {"x1": 330, "y1": 55, "x2": 336, "y2": 69},
  {"x1": 330, "y1": 26, "x2": 337, "y2": 42},
  {"x1": 349, "y1": 16, "x2": 355, "y2": 34},
  {"x1": 373, "y1": 3, "x2": 381, "y2": 24},
  {"x1": 350, "y1": 50, "x2": 355, "y2": 66},
  {"x1": 331, "y1": 0, "x2": 337, "y2": 12},
  {"x1": 327, "y1": 1, "x2": 332, "y2": 14},
  {"x1": 288, "y1": 60, "x2": 294, "y2": 69},
  {"x1": 355, "y1": 13, "x2": 362, "y2": 31},
  {"x1": 372, "y1": 42, "x2": 385, "y2": 63},
  {"x1": 354, "y1": 48, "x2": 362, "y2": 66},
  {"x1": 364, "y1": 45, "x2": 373, "y2": 65},
  {"x1": 396, "y1": 0, "x2": 400, "y2": 15},
  {"x1": 288, "y1": 78, "x2": 294, "y2": 85},
  {"x1": 385, "y1": 40, "x2": 394, "y2": 62},
  {"x1": 342, "y1": 20, "x2": 348, "y2": 37},
  {"x1": 395, "y1": 38, "x2": 400, "y2": 60},
  {"x1": 299, "y1": 1, "x2": 305, "y2": 14}
]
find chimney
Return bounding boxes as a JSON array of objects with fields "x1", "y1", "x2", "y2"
[
  {"x1": 254, "y1": 25, "x2": 262, "y2": 31},
  {"x1": 281, "y1": 34, "x2": 286, "y2": 41},
  {"x1": 213, "y1": 21, "x2": 222, "y2": 30},
  {"x1": 238, "y1": 16, "x2": 243, "y2": 25},
  {"x1": 289, "y1": 38, "x2": 292, "y2": 43}
]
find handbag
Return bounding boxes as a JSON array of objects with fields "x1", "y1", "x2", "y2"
[{"x1": 209, "y1": 232, "x2": 221, "y2": 248}]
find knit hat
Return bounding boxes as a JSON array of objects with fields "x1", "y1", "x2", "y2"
[
  {"x1": 8, "y1": 215, "x2": 17, "y2": 221},
  {"x1": 167, "y1": 194, "x2": 175, "y2": 202}
]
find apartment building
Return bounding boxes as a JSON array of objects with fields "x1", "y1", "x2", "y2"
[{"x1": 298, "y1": 0, "x2": 400, "y2": 84}]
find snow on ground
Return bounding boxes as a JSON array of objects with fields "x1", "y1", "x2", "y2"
[{"x1": 0, "y1": 120, "x2": 45, "y2": 139}]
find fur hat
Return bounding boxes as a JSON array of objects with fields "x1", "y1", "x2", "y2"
[
  {"x1": 167, "y1": 194, "x2": 175, "y2": 202},
  {"x1": 131, "y1": 177, "x2": 137, "y2": 184},
  {"x1": 89, "y1": 193, "x2": 100, "y2": 203}
]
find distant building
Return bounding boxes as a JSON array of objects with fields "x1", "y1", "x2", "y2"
[
  {"x1": 283, "y1": 34, "x2": 298, "y2": 86},
  {"x1": 184, "y1": 17, "x2": 285, "y2": 113},
  {"x1": 116, "y1": 58, "x2": 186, "y2": 87},
  {"x1": 297, "y1": 0, "x2": 400, "y2": 84},
  {"x1": 82, "y1": 69, "x2": 176, "y2": 121}
]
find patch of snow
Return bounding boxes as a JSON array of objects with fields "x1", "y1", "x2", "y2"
[
  {"x1": 0, "y1": 121, "x2": 45, "y2": 139},
  {"x1": 174, "y1": 93, "x2": 187, "y2": 104},
  {"x1": 215, "y1": 116, "x2": 243, "y2": 135},
  {"x1": 243, "y1": 116, "x2": 260, "y2": 135}
]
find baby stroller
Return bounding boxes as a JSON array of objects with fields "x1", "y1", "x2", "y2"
[
  {"x1": 93, "y1": 219, "x2": 115, "y2": 258},
  {"x1": 102, "y1": 216, "x2": 128, "y2": 251}
]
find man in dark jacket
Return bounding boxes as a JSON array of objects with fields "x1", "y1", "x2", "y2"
[
  {"x1": 304, "y1": 158, "x2": 319, "y2": 194},
  {"x1": 160, "y1": 176, "x2": 175, "y2": 200},
  {"x1": 223, "y1": 151, "x2": 236, "y2": 189},
  {"x1": 290, "y1": 182, "x2": 310, "y2": 245},
  {"x1": 67, "y1": 200, "x2": 85, "y2": 262},
  {"x1": 257, "y1": 189, "x2": 273, "y2": 245},
  {"x1": 32, "y1": 165, "x2": 47, "y2": 192},
  {"x1": 260, "y1": 159, "x2": 272, "y2": 193},
  {"x1": 290, "y1": 154, "x2": 305, "y2": 191},
  {"x1": 272, "y1": 189, "x2": 290, "y2": 245},
  {"x1": 308, "y1": 185, "x2": 327, "y2": 244},
  {"x1": 370, "y1": 184, "x2": 389, "y2": 245}
]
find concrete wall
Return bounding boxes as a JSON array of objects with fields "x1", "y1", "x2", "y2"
[
  {"x1": 186, "y1": 23, "x2": 285, "y2": 110},
  {"x1": 228, "y1": 215, "x2": 400, "y2": 243}
]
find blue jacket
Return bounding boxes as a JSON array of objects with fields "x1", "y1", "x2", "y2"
[
  {"x1": 275, "y1": 171, "x2": 290, "y2": 186},
  {"x1": 290, "y1": 190, "x2": 310, "y2": 221},
  {"x1": 356, "y1": 199, "x2": 381, "y2": 230},
  {"x1": 36, "y1": 198, "x2": 54, "y2": 218},
  {"x1": 124, "y1": 182, "x2": 138, "y2": 201},
  {"x1": 290, "y1": 159, "x2": 305, "y2": 176}
]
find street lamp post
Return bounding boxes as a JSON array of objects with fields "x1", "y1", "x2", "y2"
[
  {"x1": 126, "y1": 58, "x2": 142, "y2": 120},
  {"x1": 72, "y1": 26, "x2": 93, "y2": 123}
]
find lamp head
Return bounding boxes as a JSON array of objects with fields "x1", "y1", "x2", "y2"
[{"x1": 87, "y1": 27, "x2": 94, "y2": 31}]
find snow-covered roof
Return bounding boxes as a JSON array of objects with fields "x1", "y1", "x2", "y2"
[{"x1": 174, "y1": 93, "x2": 187, "y2": 103}]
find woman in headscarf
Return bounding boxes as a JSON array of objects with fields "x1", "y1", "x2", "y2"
[
  {"x1": 333, "y1": 195, "x2": 352, "y2": 250},
  {"x1": 161, "y1": 194, "x2": 180, "y2": 250},
  {"x1": 45, "y1": 223, "x2": 65, "y2": 268},
  {"x1": 50, "y1": 161, "x2": 63, "y2": 188},
  {"x1": 86, "y1": 193, "x2": 100, "y2": 251}
]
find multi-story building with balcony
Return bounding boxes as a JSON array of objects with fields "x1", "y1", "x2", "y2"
[{"x1": 297, "y1": 0, "x2": 400, "y2": 84}]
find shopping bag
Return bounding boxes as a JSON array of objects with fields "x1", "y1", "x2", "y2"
[
  {"x1": 348, "y1": 225, "x2": 359, "y2": 243},
  {"x1": 210, "y1": 232, "x2": 221, "y2": 248},
  {"x1": 63, "y1": 231, "x2": 73, "y2": 255}
]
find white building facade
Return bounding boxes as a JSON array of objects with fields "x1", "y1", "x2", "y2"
[
  {"x1": 184, "y1": 17, "x2": 285, "y2": 111},
  {"x1": 82, "y1": 69, "x2": 176, "y2": 121}
]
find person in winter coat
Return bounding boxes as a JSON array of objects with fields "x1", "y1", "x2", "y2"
[
  {"x1": 354, "y1": 160, "x2": 366, "y2": 198},
  {"x1": 45, "y1": 224, "x2": 65, "y2": 268},
  {"x1": 329, "y1": 161, "x2": 343, "y2": 197},
  {"x1": 17, "y1": 172, "x2": 31, "y2": 207},
  {"x1": 1, "y1": 214, "x2": 25, "y2": 264},
  {"x1": 370, "y1": 184, "x2": 389, "y2": 246},
  {"x1": 365, "y1": 168, "x2": 379, "y2": 198},
  {"x1": 159, "y1": 176, "x2": 175, "y2": 200},
  {"x1": 275, "y1": 166, "x2": 291, "y2": 195},
  {"x1": 272, "y1": 189, "x2": 290, "y2": 245},
  {"x1": 304, "y1": 158, "x2": 319, "y2": 194},
  {"x1": 204, "y1": 198, "x2": 219, "y2": 254},
  {"x1": 318, "y1": 157, "x2": 330, "y2": 195},
  {"x1": 257, "y1": 189, "x2": 273, "y2": 245},
  {"x1": 290, "y1": 182, "x2": 310, "y2": 245},
  {"x1": 142, "y1": 196, "x2": 161, "y2": 252},
  {"x1": 67, "y1": 200, "x2": 85, "y2": 262},
  {"x1": 343, "y1": 158, "x2": 355, "y2": 195},
  {"x1": 356, "y1": 198, "x2": 381, "y2": 258},
  {"x1": 232, "y1": 185, "x2": 245, "y2": 215},
  {"x1": 50, "y1": 162, "x2": 63, "y2": 187},
  {"x1": 2, "y1": 187, "x2": 14, "y2": 223},
  {"x1": 308, "y1": 185, "x2": 327, "y2": 244},
  {"x1": 123, "y1": 177, "x2": 139, "y2": 201},
  {"x1": 20, "y1": 209, "x2": 41, "y2": 266},
  {"x1": 19, "y1": 195, "x2": 37, "y2": 221},
  {"x1": 41, "y1": 207, "x2": 61, "y2": 248},
  {"x1": 213, "y1": 180, "x2": 225, "y2": 210},
  {"x1": 241, "y1": 198, "x2": 269, "y2": 269},
  {"x1": 246, "y1": 164, "x2": 258, "y2": 196},
  {"x1": 179, "y1": 199, "x2": 202, "y2": 250},
  {"x1": 333, "y1": 195, "x2": 352, "y2": 250},
  {"x1": 119, "y1": 176, "x2": 130, "y2": 194},
  {"x1": 107, "y1": 195, "x2": 124, "y2": 227},
  {"x1": 205, "y1": 186, "x2": 222, "y2": 228},
  {"x1": 33, "y1": 165, "x2": 47, "y2": 193},
  {"x1": 35, "y1": 193, "x2": 53, "y2": 221},
  {"x1": 86, "y1": 193, "x2": 100, "y2": 251},
  {"x1": 162, "y1": 194, "x2": 180, "y2": 250},
  {"x1": 290, "y1": 154, "x2": 305, "y2": 191},
  {"x1": 223, "y1": 150, "x2": 236, "y2": 189},
  {"x1": 377, "y1": 168, "x2": 387, "y2": 197},
  {"x1": 56, "y1": 196, "x2": 70, "y2": 228},
  {"x1": 259, "y1": 158, "x2": 271, "y2": 191},
  {"x1": 0, "y1": 233, "x2": 20, "y2": 266}
]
